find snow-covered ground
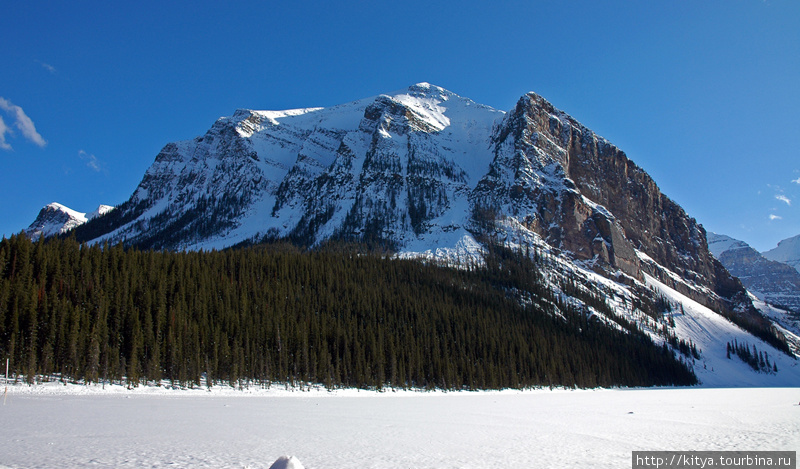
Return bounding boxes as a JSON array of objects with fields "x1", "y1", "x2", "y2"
[{"x1": 1, "y1": 384, "x2": 798, "y2": 468}]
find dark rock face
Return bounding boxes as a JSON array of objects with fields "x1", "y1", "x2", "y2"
[{"x1": 480, "y1": 93, "x2": 643, "y2": 276}]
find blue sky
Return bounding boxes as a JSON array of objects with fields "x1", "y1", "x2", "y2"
[{"x1": 1, "y1": 0, "x2": 798, "y2": 251}]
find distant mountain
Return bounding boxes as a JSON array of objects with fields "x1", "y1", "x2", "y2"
[
  {"x1": 763, "y1": 234, "x2": 800, "y2": 274},
  {"x1": 708, "y1": 232, "x2": 800, "y2": 314},
  {"x1": 24, "y1": 83, "x2": 795, "y2": 385},
  {"x1": 25, "y1": 202, "x2": 114, "y2": 240}
]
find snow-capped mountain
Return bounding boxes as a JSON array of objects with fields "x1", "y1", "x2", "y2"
[
  {"x1": 707, "y1": 232, "x2": 800, "y2": 350},
  {"x1": 763, "y1": 234, "x2": 800, "y2": 274},
  {"x1": 709, "y1": 232, "x2": 800, "y2": 313},
  {"x1": 74, "y1": 84, "x2": 740, "y2": 308},
  {"x1": 25, "y1": 202, "x2": 114, "y2": 239},
  {"x1": 52, "y1": 83, "x2": 798, "y2": 384},
  {"x1": 75, "y1": 83, "x2": 504, "y2": 253}
]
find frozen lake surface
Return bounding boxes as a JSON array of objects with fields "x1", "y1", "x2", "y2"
[{"x1": 1, "y1": 384, "x2": 798, "y2": 468}]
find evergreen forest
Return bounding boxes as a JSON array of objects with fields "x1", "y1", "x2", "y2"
[{"x1": 0, "y1": 234, "x2": 697, "y2": 390}]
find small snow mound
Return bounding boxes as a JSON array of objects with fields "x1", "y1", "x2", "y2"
[{"x1": 269, "y1": 455, "x2": 305, "y2": 469}]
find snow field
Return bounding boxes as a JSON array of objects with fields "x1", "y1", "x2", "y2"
[
  {"x1": 1, "y1": 386, "x2": 798, "y2": 468},
  {"x1": 645, "y1": 274, "x2": 800, "y2": 387}
]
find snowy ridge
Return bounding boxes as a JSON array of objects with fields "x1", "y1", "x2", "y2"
[
  {"x1": 764, "y1": 234, "x2": 800, "y2": 274},
  {"x1": 707, "y1": 232, "x2": 748, "y2": 258},
  {"x1": 87, "y1": 204, "x2": 115, "y2": 220},
  {"x1": 82, "y1": 83, "x2": 506, "y2": 251}
]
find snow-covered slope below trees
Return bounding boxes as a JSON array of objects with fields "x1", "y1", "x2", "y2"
[
  {"x1": 645, "y1": 273, "x2": 799, "y2": 387},
  {"x1": 492, "y1": 228, "x2": 800, "y2": 387}
]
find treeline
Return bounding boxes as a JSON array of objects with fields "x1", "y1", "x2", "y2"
[
  {"x1": 727, "y1": 339, "x2": 777, "y2": 373},
  {"x1": 0, "y1": 234, "x2": 696, "y2": 389}
]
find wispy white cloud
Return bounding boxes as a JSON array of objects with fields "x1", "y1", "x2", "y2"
[
  {"x1": 792, "y1": 177, "x2": 800, "y2": 185},
  {"x1": 0, "y1": 97, "x2": 47, "y2": 149},
  {"x1": 775, "y1": 195, "x2": 792, "y2": 206},
  {"x1": 769, "y1": 214, "x2": 782, "y2": 221},
  {"x1": 35, "y1": 60, "x2": 56, "y2": 74},
  {"x1": 0, "y1": 116, "x2": 12, "y2": 151},
  {"x1": 79, "y1": 150, "x2": 103, "y2": 172}
]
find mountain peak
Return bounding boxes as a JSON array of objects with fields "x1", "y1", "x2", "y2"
[
  {"x1": 88, "y1": 204, "x2": 115, "y2": 220},
  {"x1": 403, "y1": 82, "x2": 449, "y2": 94},
  {"x1": 409, "y1": 81, "x2": 437, "y2": 92},
  {"x1": 25, "y1": 202, "x2": 114, "y2": 240},
  {"x1": 25, "y1": 203, "x2": 87, "y2": 239},
  {"x1": 45, "y1": 202, "x2": 83, "y2": 218},
  {"x1": 707, "y1": 232, "x2": 750, "y2": 258}
]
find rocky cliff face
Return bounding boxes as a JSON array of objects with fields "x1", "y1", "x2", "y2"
[
  {"x1": 473, "y1": 92, "x2": 748, "y2": 315},
  {"x1": 65, "y1": 83, "x2": 756, "y2": 320},
  {"x1": 473, "y1": 92, "x2": 641, "y2": 277}
]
